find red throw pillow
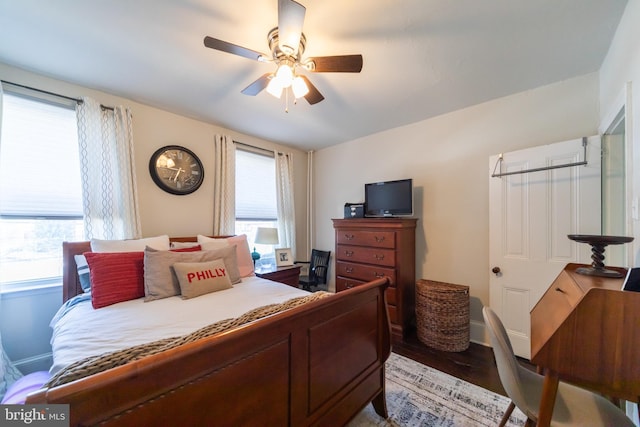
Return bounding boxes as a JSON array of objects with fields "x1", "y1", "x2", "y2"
[
  {"x1": 170, "y1": 245, "x2": 202, "y2": 252},
  {"x1": 84, "y1": 251, "x2": 145, "y2": 309}
]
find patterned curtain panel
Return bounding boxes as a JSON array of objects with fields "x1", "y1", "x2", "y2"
[
  {"x1": 76, "y1": 97, "x2": 141, "y2": 240},
  {"x1": 275, "y1": 152, "x2": 297, "y2": 258},
  {"x1": 212, "y1": 134, "x2": 236, "y2": 235},
  {"x1": 0, "y1": 333, "x2": 23, "y2": 401}
]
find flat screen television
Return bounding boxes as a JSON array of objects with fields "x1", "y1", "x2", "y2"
[{"x1": 364, "y1": 178, "x2": 413, "y2": 217}]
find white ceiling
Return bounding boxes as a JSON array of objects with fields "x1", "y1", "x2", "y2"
[{"x1": 0, "y1": 0, "x2": 628, "y2": 151}]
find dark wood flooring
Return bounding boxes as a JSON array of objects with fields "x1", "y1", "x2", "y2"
[{"x1": 392, "y1": 331, "x2": 535, "y2": 397}]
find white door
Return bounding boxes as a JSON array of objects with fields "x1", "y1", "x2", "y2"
[{"x1": 489, "y1": 136, "x2": 601, "y2": 359}]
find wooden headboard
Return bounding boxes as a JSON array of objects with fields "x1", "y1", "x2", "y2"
[{"x1": 62, "y1": 236, "x2": 230, "y2": 303}]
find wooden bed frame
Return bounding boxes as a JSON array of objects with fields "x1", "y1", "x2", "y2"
[{"x1": 26, "y1": 238, "x2": 392, "y2": 426}]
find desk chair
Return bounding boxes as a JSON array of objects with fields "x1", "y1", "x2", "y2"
[
  {"x1": 295, "y1": 249, "x2": 330, "y2": 291},
  {"x1": 482, "y1": 307, "x2": 634, "y2": 427}
]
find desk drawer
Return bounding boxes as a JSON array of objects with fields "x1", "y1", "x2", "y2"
[
  {"x1": 336, "y1": 230, "x2": 396, "y2": 249},
  {"x1": 336, "y1": 261, "x2": 396, "y2": 285},
  {"x1": 531, "y1": 277, "x2": 577, "y2": 355},
  {"x1": 336, "y1": 244, "x2": 396, "y2": 267},
  {"x1": 553, "y1": 275, "x2": 582, "y2": 307}
]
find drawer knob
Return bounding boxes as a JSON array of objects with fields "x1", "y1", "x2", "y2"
[
  {"x1": 374, "y1": 272, "x2": 384, "y2": 278},
  {"x1": 345, "y1": 250, "x2": 354, "y2": 257},
  {"x1": 346, "y1": 283, "x2": 354, "y2": 289},
  {"x1": 374, "y1": 254, "x2": 385, "y2": 261},
  {"x1": 555, "y1": 287, "x2": 565, "y2": 294},
  {"x1": 346, "y1": 267, "x2": 353, "y2": 273},
  {"x1": 375, "y1": 236, "x2": 385, "y2": 243},
  {"x1": 344, "y1": 234, "x2": 354, "y2": 240}
]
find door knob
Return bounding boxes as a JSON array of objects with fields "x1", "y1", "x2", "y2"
[{"x1": 492, "y1": 266, "x2": 501, "y2": 275}]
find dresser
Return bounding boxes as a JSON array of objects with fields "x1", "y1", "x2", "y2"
[
  {"x1": 332, "y1": 218, "x2": 417, "y2": 340},
  {"x1": 530, "y1": 263, "x2": 640, "y2": 426}
]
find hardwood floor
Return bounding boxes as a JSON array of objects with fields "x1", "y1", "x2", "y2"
[{"x1": 392, "y1": 331, "x2": 534, "y2": 397}]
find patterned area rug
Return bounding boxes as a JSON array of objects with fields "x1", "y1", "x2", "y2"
[{"x1": 349, "y1": 353, "x2": 527, "y2": 427}]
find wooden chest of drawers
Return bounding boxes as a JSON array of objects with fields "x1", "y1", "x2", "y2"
[{"x1": 333, "y1": 218, "x2": 417, "y2": 339}]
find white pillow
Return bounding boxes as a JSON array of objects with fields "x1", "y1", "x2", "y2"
[
  {"x1": 91, "y1": 235, "x2": 170, "y2": 252},
  {"x1": 198, "y1": 234, "x2": 254, "y2": 277},
  {"x1": 197, "y1": 235, "x2": 230, "y2": 250}
]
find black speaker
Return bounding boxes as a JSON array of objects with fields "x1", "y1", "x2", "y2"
[{"x1": 344, "y1": 203, "x2": 364, "y2": 218}]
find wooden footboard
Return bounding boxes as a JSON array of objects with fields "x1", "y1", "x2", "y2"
[{"x1": 27, "y1": 278, "x2": 391, "y2": 426}]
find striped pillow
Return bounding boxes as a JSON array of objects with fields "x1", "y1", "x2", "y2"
[
  {"x1": 84, "y1": 251, "x2": 145, "y2": 309},
  {"x1": 74, "y1": 254, "x2": 92, "y2": 292}
]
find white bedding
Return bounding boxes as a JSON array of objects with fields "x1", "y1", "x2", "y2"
[{"x1": 50, "y1": 276, "x2": 309, "y2": 375}]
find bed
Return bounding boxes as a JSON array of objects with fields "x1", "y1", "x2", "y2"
[{"x1": 25, "y1": 236, "x2": 392, "y2": 426}]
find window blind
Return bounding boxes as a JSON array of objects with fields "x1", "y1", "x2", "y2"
[
  {"x1": 0, "y1": 92, "x2": 83, "y2": 217},
  {"x1": 235, "y1": 148, "x2": 277, "y2": 220}
]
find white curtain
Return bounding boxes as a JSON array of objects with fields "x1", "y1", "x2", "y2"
[
  {"x1": 76, "y1": 97, "x2": 141, "y2": 240},
  {"x1": 212, "y1": 134, "x2": 236, "y2": 235},
  {"x1": 275, "y1": 151, "x2": 297, "y2": 258}
]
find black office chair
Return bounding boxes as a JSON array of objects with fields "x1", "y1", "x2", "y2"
[{"x1": 296, "y1": 249, "x2": 331, "y2": 292}]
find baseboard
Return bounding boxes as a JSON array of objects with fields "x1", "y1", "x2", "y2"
[
  {"x1": 13, "y1": 352, "x2": 52, "y2": 374},
  {"x1": 469, "y1": 319, "x2": 490, "y2": 347}
]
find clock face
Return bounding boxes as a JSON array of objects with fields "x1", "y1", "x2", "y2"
[{"x1": 149, "y1": 145, "x2": 204, "y2": 195}]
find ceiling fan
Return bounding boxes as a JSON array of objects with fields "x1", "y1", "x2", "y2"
[{"x1": 203, "y1": 0, "x2": 363, "y2": 106}]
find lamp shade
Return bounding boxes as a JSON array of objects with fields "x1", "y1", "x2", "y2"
[
  {"x1": 266, "y1": 77, "x2": 284, "y2": 98},
  {"x1": 255, "y1": 227, "x2": 279, "y2": 245},
  {"x1": 292, "y1": 76, "x2": 309, "y2": 98}
]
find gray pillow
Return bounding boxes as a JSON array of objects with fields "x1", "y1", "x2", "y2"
[{"x1": 143, "y1": 246, "x2": 241, "y2": 302}]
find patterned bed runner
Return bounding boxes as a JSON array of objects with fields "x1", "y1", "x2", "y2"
[{"x1": 46, "y1": 291, "x2": 330, "y2": 388}]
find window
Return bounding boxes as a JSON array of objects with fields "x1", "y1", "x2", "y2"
[
  {"x1": 235, "y1": 147, "x2": 278, "y2": 263},
  {"x1": 0, "y1": 89, "x2": 84, "y2": 292}
]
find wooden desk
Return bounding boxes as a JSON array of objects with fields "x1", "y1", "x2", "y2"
[
  {"x1": 530, "y1": 263, "x2": 640, "y2": 426},
  {"x1": 255, "y1": 264, "x2": 301, "y2": 288}
]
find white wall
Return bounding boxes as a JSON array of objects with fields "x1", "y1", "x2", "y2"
[
  {"x1": 599, "y1": 0, "x2": 640, "y2": 262},
  {"x1": 314, "y1": 73, "x2": 599, "y2": 342}
]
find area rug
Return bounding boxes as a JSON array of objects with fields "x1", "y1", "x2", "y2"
[{"x1": 348, "y1": 352, "x2": 527, "y2": 427}]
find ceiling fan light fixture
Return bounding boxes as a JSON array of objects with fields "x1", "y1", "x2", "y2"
[
  {"x1": 266, "y1": 77, "x2": 284, "y2": 98},
  {"x1": 203, "y1": 0, "x2": 363, "y2": 106},
  {"x1": 292, "y1": 76, "x2": 309, "y2": 98}
]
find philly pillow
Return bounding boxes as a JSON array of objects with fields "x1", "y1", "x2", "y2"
[{"x1": 172, "y1": 259, "x2": 233, "y2": 299}]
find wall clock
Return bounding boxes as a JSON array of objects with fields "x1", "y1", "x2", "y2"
[{"x1": 149, "y1": 145, "x2": 204, "y2": 195}]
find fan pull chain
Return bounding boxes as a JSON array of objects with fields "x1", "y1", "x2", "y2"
[{"x1": 285, "y1": 87, "x2": 289, "y2": 113}]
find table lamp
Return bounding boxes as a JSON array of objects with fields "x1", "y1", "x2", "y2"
[{"x1": 252, "y1": 227, "x2": 279, "y2": 265}]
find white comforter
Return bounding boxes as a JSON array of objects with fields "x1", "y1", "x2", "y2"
[{"x1": 50, "y1": 276, "x2": 309, "y2": 375}]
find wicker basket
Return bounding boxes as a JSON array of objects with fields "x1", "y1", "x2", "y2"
[{"x1": 416, "y1": 280, "x2": 470, "y2": 352}]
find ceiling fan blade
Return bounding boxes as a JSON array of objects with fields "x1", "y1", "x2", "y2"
[
  {"x1": 241, "y1": 73, "x2": 272, "y2": 96},
  {"x1": 305, "y1": 55, "x2": 363, "y2": 73},
  {"x1": 278, "y1": 0, "x2": 306, "y2": 56},
  {"x1": 204, "y1": 36, "x2": 268, "y2": 62},
  {"x1": 299, "y1": 75, "x2": 324, "y2": 105}
]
